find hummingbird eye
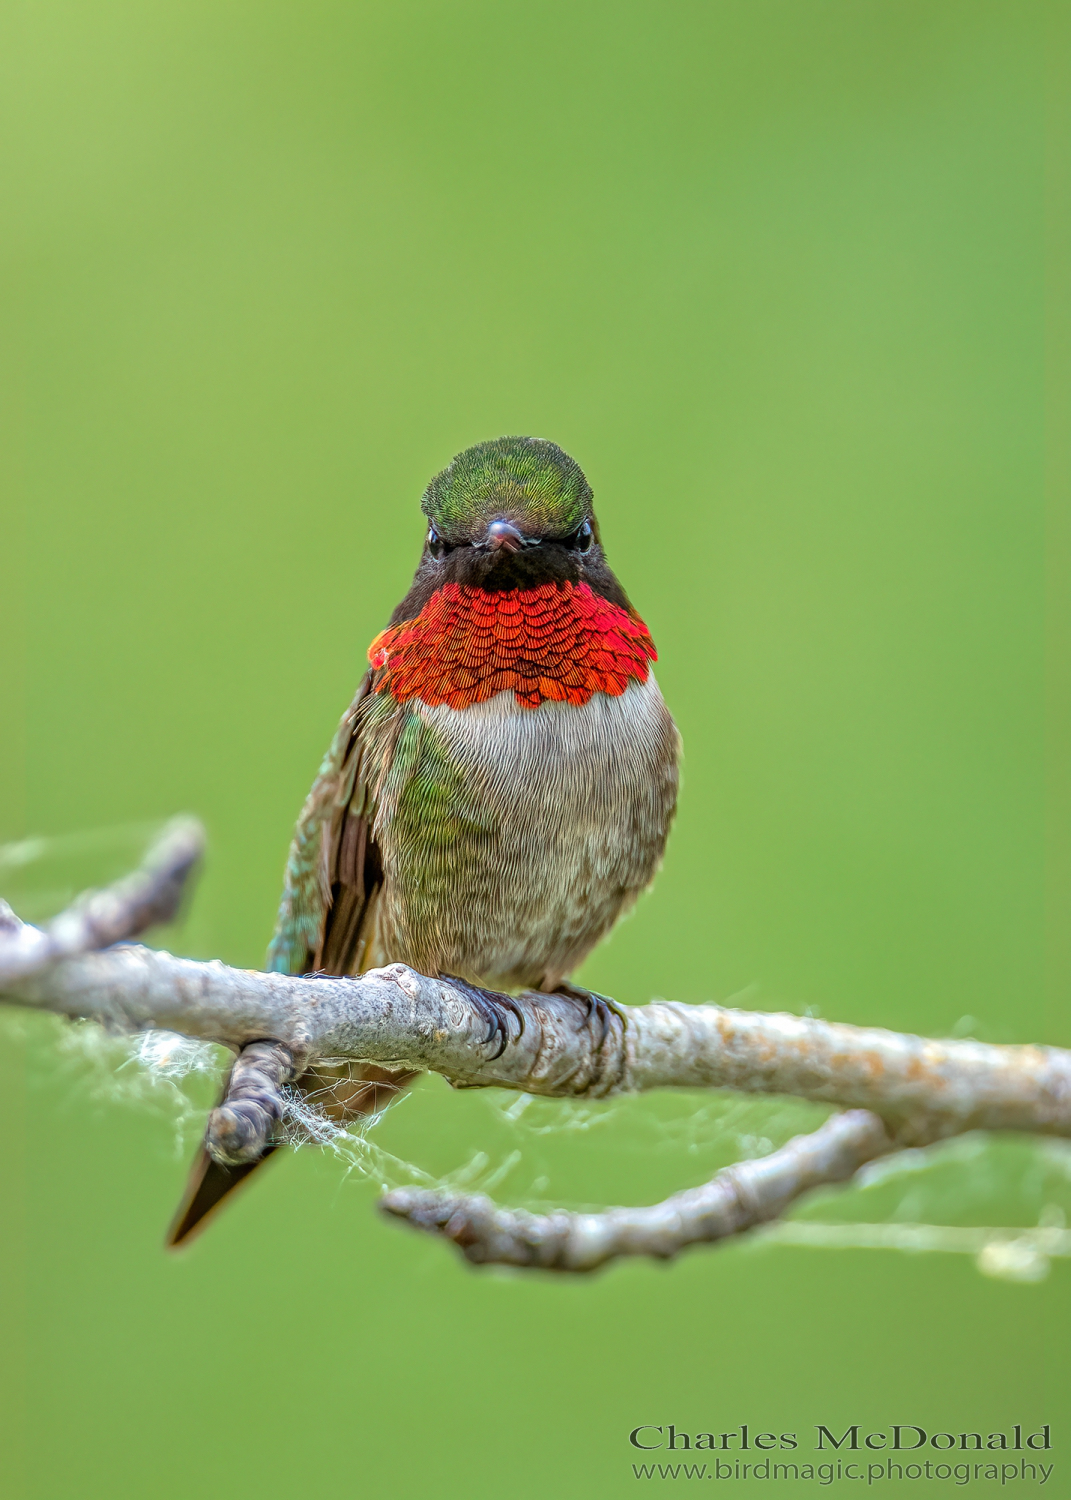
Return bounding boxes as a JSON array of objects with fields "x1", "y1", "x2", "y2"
[
  {"x1": 566, "y1": 520, "x2": 594, "y2": 553},
  {"x1": 427, "y1": 527, "x2": 450, "y2": 560}
]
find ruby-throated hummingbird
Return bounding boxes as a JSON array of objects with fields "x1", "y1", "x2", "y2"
[{"x1": 167, "y1": 436, "x2": 680, "y2": 1245}]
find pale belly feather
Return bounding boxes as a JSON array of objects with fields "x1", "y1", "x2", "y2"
[{"x1": 370, "y1": 675, "x2": 680, "y2": 991}]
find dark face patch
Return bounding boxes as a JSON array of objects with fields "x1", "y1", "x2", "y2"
[{"x1": 389, "y1": 531, "x2": 630, "y2": 626}]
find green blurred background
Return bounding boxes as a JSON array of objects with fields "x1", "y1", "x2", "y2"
[{"x1": 3, "y1": 2, "x2": 1068, "y2": 1495}]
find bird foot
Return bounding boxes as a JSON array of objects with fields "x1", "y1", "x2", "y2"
[
  {"x1": 439, "y1": 975, "x2": 526, "y2": 1060},
  {"x1": 552, "y1": 982, "x2": 625, "y2": 1051}
]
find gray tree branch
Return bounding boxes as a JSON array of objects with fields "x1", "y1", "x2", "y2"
[
  {"x1": 207, "y1": 1039, "x2": 297, "y2": 1165},
  {"x1": 1, "y1": 822, "x2": 1067, "y2": 1269},
  {"x1": 8, "y1": 941, "x2": 1069, "y2": 1141},
  {"x1": 381, "y1": 1109, "x2": 894, "y2": 1271},
  {"x1": 0, "y1": 818, "x2": 204, "y2": 984}
]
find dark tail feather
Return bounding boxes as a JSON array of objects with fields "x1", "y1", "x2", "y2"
[{"x1": 166, "y1": 1144, "x2": 280, "y2": 1249}]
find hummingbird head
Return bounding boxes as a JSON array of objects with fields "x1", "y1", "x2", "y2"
[
  {"x1": 402, "y1": 436, "x2": 625, "y2": 605},
  {"x1": 374, "y1": 436, "x2": 656, "y2": 703}
]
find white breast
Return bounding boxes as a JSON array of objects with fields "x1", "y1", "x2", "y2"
[{"x1": 382, "y1": 675, "x2": 679, "y2": 990}]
